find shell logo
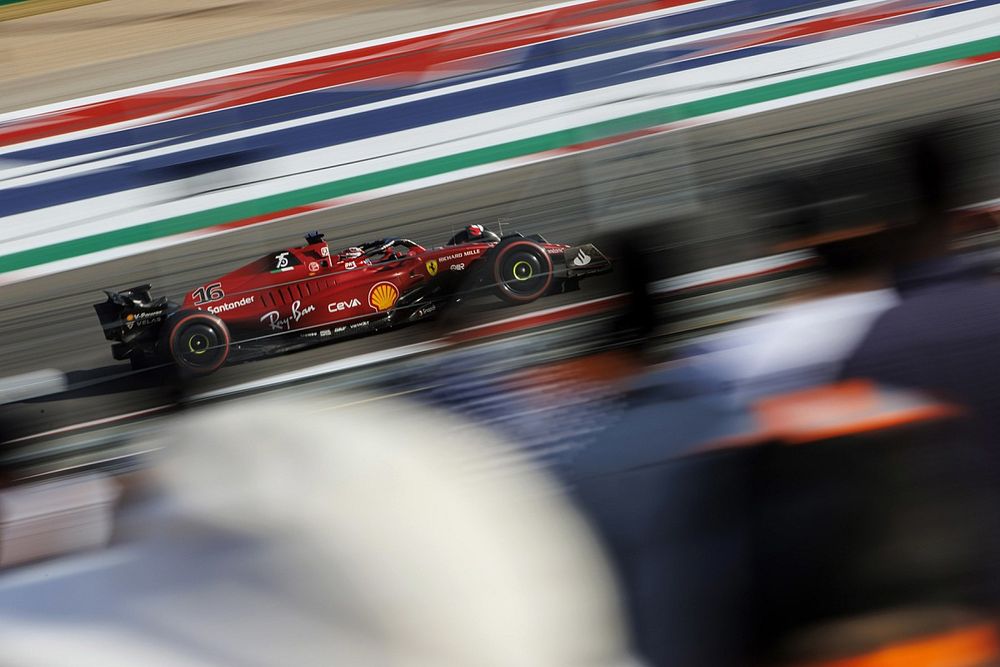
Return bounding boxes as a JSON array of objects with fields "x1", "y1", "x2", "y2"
[{"x1": 368, "y1": 281, "x2": 399, "y2": 311}]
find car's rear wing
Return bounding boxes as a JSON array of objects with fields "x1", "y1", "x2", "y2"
[{"x1": 93, "y1": 285, "x2": 175, "y2": 349}]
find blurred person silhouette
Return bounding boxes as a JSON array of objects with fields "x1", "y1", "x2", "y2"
[
  {"x1": 0, "y1": 395, "x2": 634, "y2": 667},
  {"x1": 389, "y1": 224, "x2": 757, "y2": 663},
  {"x1": 727, "y1": 125, "x2": 1000, "y2": 664},
  {"x1": 561, "y1": 230, "x2": 759, "y2": 666},
  {"x1": 689, "y1": 145, "x2": 913, "y2": 402},
  {"x1": 836, "y1": 122, "x2": 1000, "y2": 612},
  {"x1": 680, "y1": 129, "x2": 1000, "y2": 664},
  {"x1": 840, "y1": 122, "x2": 1000, "y2": 445},
  {"x1": 772, "y1": 607, "x2": 1000, "y2": 667},
  {"x1": 741, "y1": 381, "x2": 997, "y2": 665},
  {"x1": 571, "y1": 340, "x2": 996, "y2": 665},
  {"x1": 563, "y1": 202, "x2": 998, "y2": 665}
]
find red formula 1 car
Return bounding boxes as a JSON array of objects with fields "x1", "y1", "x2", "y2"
[{"x1": 94, "y1": 225, "x2": 611, "y2": 374}]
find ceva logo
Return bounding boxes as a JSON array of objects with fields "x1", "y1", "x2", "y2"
[{"x1": 328, "y1": 298, "x2": 361, "y2": 313}]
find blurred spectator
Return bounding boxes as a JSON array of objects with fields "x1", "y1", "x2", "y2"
[
  {"x1": 572, "y1": 371, "x2": 996, "y2": 665},
  {"x1": 385, "y1": 339, "x2": 631, "y2": 473},
  {"x1": 743, "y1": 382, "x2": 995, "y2": 664},
  {"x1": 689, "y1": 146, "x2": 914, "y2": 402},
  {"x1": 394, "y1": 228, "x2": 757, "y2": 662},
  {"x1": 835, "y1": 123, "x2": 1000, "y2": 611},
  {"x1": 562, "y1": 209, "x2": 996, "y2": 665},
  {"x1": 840, "y1": 123, "x2": 1000, "y2": 445},
  {"x1": 773, "y1": 607, "x2": 1000, "y2": 667},
  {"x1": 0, "y1": 396, "x2": 633, "y2": 667},
  {"x1": 562, "y1": 233, "x2": 758, "y2": 666}
]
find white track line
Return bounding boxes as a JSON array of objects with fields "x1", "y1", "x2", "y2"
[
  {"x1": 4, "y1": 405, "x2": 172, "y2": 444},
  {"x1": 0, "y1": 0, "x2": 610, "y2": 124},
  {"x1": 192, "y1": 340, "x2": 447, "y2": 400},
  {"x1": 0, "y1": 0, "x2": 831, "y2": 156}
]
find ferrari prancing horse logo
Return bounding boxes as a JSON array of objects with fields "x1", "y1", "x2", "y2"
[{"x1": 425, "y1": 260, "x2": 439, "y2": 276}]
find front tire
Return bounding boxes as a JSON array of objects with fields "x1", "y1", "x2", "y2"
[
  {"x1": 161, "y1": 311, "x2": 230, "y2": 376},
  {"x1": 491, "y1": 240, "x2": 554, "y2": 304}
]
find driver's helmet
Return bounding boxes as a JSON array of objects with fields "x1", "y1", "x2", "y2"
[
  {"x1": 342, "y1": 246, "x2": 364, "y2": 260},
  {"x1": 447, "y1": 224, "x2": 501, "y2": 245}
]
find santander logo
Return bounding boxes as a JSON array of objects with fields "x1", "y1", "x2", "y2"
[
  {"x1": 208, "y1": 295, "x2": 254, "y2": 314},
  {"x1": 572, "y1": 249, "x2": 592, "y2": 267}
]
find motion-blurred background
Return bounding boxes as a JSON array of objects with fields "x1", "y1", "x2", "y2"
[{"x1": 0, "y1": 0, "x2": 999, "y2": 665}]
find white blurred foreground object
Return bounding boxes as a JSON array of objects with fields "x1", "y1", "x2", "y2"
[
  {"x1": 0, "y1": 369, "x2": 66, "y2": 404},
  {"x1": 0, "y1": 395, "x2": 632, "y2": 667},
  {"x1": 0, "y1": 473, "x2": 117, "y2": 567}
]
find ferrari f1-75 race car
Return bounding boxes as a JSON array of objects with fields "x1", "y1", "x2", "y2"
[{"x1": 94, "y1": 225, "x2": 611, "y2": 375}]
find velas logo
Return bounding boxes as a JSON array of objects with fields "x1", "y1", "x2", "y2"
[
  {"x1": 426, "y1": 259, "x2": 439, "y2": 276},
  {"x1": 368, "y1": 282, "x2": 399, "y2": 311}
]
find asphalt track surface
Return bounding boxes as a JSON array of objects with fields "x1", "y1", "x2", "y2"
[{"x1": 2, "y1": 60, "x2": 999, "y2": 439}]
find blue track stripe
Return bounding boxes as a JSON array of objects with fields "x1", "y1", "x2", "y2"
[
  {"x1": 0, "y1": 0, "x2": 988, "y2": 217},
  {"x1": 1, "y1": 0, "x2": 904, "y2": 165}
]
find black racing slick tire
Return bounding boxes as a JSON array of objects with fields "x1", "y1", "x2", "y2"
[
  {"x1": 491, "y1": 240, "x2": 554, "y2": 304},
  {"x1": 161, "y1": 311, "x2": 231, "y2": 375}
]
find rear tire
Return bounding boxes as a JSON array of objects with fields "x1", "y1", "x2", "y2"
[
  {"x1": 161, "y1": 311, "x2": 230, "y2": 376},
  {"x1": 491, "y1": 240, "x2": 554, "y2": 304}
]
